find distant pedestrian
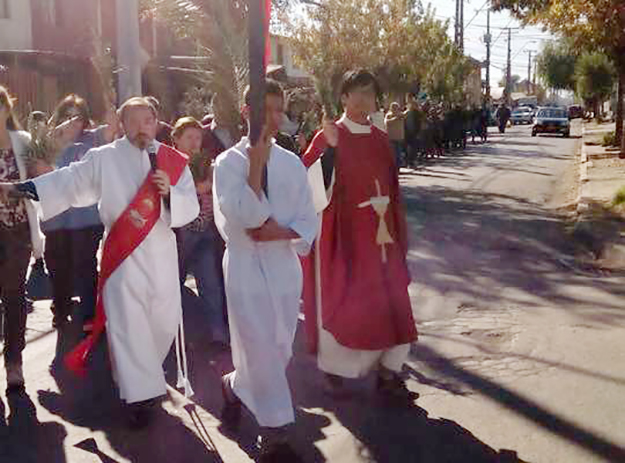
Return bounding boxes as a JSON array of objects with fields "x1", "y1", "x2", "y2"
[
  {"x1": 385, "y1": 102, "x2": 407, "y2": 168},
  {"x1": 496, "y1": 104, "x2": 511, "y2": 134}
]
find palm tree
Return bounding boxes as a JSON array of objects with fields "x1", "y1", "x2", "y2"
[{"x1": 140, "y1": 0, "x2": 252, "y2": 139}]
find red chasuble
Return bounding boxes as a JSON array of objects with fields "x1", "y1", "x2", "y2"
[
  {"x1": 65, "y1": 144, "x2": 188, "y2": 377},
  {"x1": 302, "y1": 122, "x2": 417, "y2": 353}
]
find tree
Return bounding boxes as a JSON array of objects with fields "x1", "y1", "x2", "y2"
[
  {"x1": 140, "y1": 0, "x2": 270, "y2": 139},
  {"x1": 286, "y1": 0, "x2": 472, "y2": 110},
  {"x1": 491, "y1": 0, "x2": 625, "y2": 152},
  {"x1": 575, "y1": 52, "x2": 615, "y2": 120},
  {"x1": 536, "y1": 41, "x2": 576, "y2": 91}
]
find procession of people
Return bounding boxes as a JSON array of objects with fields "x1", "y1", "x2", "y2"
[{"x1": 0, "y1": 69, "x2": 423, "y2": 460}]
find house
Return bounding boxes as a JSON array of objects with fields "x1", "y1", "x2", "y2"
[
  {"x1": 464, "y1": 57, "x2": 483, "y2": 107},
  {"x1": 268, "y1": 35, "x2": 312, "y2": 86},
  {"x1": 0, "y1": 0, "x2": 33, "y2": 50},
  {"x1": 0, "y1": 0, "x2": 119, "y2": 120}
]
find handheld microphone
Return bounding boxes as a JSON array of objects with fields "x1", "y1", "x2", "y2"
[{"x1": 147, "y1": 141, "x2": 158, "y2": 172}]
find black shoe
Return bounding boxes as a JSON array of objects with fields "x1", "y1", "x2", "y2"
[
  {"x1": 322, "y1": 373, "x2": 352, "y2": 399},
  {"x1": 376, "y1": 373, "x2": 419, "y2": 405},
  {"x1": 257, "y1": 427, "x2": 301, "y2": 462},
  {"x1": 220, "y1": 375, "x2": 241, "y2": 431},
  {"x1": 126, "y1": 399, "x2": 157, "y2": 430},
  {"x1": 6, "y1": 362, "x2": 25, "y2": 392}
]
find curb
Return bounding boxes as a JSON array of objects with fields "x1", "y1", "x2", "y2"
[{"x1": 577, "y1": 124, "x2": 591, "y2": 214}]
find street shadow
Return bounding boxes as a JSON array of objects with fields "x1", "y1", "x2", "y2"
[
  {"x1": 411, "y1": 344, "x2": 625, "y2": 462},
  {"x1": 418, "y1": 331, "x2": 625, "y2": 388},
  {"x1": 37, "y1": 323, "x2": 223, "y2": 463},
  {"x1": 0, "y1": 389, "x2": 68, "y2": 463},
  {"x1": 287, "y1": 324, "x2": 526, "y2": 463},
  {"x1": 402, "y1": 184, "x2": 625, "y2": 327}
]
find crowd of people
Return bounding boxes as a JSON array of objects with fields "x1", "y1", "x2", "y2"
[
  {"x1": 0, "y1": 70, "x2": 424, "y2": 460},
  {"x1": 384, "y1": 100, "x2": 491, "y2": 168}
]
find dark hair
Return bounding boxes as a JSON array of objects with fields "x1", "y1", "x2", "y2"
[
  {"x1": 50, "y1": 94, "x2": 91, "y2": 129},
  {"x1": 172, "y1": 116, "x2": 203, "y2": 140},
  {"x1": 340, "y1": 70, "x2": 381, "y2": 97},
  {"x1": 0, "y1": 86, "x2": 21, "y2": 131},
  {"x1": 243, "y1": 79, "x2": 284, "y2": 106},
  {"x1": 145, "y1": 96, "x2": 162, "y2": 113}
]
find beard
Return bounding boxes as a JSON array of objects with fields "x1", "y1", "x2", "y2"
[{"x1": 130, "y1": 133, "x2": 151, "y2": 150}]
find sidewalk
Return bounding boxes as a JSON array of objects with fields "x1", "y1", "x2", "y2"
[{"x1": 576, "y1": 121, "x2": 625, "y2": 268}]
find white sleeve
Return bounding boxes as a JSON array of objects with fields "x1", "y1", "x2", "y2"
[
  {"x1": 307, "y1": 157, "x2": 335, "y2": 214},
  {"x1": 289, "y1": 163, "x2": 320, "y2": 256},
  {"x1": 213, "y1": 155, "x2": 271, "y2": 229},
  {"x1": 32, "y1": 149, "x2": 101, "y2": 221},
  {"x1": 161, "y1": 166, "x2": 200, "y2": 228}
]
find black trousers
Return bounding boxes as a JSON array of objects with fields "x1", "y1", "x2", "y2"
[
  {"x1": 44, "y1": 226, "x2": 103, "y2": 324},
  {"x1": 0, "y1": 222, "x2": 32, "y2": 365}
]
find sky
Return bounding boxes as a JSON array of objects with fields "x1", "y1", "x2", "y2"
[{"x1": 428, "y1": 0, "x2": 555, "y2": 89}]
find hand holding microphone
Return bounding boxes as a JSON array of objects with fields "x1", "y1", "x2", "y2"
[{"x1": 148, "y1": 142, "x2": 171, "y2": 197}]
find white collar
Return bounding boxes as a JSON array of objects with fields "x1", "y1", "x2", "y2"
[
  {"x1": 235, "y1": 136, "x2": 276, "y2": 154},
  {"x1": 120, "y1": 136, "x2": 160, "y2": 153},
  {"x1": 339, "y1": 114, "x2": 372, "y2": 134}
]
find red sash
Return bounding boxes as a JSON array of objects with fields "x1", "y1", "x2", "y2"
[{"x1": 65, "y1": 144, "x2": 188, "y2": 377}]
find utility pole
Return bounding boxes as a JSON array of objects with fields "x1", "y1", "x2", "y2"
[
  {"x1": 115, "y1": 0, "x2": 142, "y2": 102},
  {"x1": 455, "y1": 0, "x2": 464, "y2": 52},
  {"x1": 526, "y1": 50, "x2": 533, "y2": 95},
  {"x1": 460, "y1": 0, "x2": 464, "y2": 53},
  {"x1": 484, "y1": 7, "x2": 491, "y2": 102},
  {"x1": 505, "y1": 27, "x2": 512, "y2": 104}
]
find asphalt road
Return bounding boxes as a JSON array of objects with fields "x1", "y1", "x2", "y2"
[{"x1": 1, "y1": 123, "x2": 625, "y2": 463}]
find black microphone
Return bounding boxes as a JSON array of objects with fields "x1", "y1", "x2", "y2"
[{"x1": 147, "y1": 141, "x2": 158, "y2": 172}]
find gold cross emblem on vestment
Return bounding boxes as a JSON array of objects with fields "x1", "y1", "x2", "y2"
[{"x1": 358, "y1": 179, "x2": 394, "y2": 263}]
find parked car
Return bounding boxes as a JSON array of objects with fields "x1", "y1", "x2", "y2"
[
  {"x1": 511, "y1": 107, "x2": 533, "y2": 125},
  {"x1": 568, "y1": 105, "x2": 583, "y2": 119},
  {"x1": 532, "y1": 108, "x2": 570, "y2": 137}
]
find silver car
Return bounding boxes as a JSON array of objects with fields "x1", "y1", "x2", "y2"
[
  {"x1": 510, "y1": 107, "x2": 533, "y2": 125},
  {"x1": 532, "y1": 108, "x2": 570, "y2": 137}
]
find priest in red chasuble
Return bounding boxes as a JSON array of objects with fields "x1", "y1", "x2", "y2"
[{"x1": 302, "y1": 70, "x2": 418, "y2": 402}]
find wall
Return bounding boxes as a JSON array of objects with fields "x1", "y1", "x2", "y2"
[
  {"x1": 30, "y1": 0, "x2": 116, "y2": 58},
  {"x1": 0, "y1": 0, "x2": 33, "y2": 50},
  {"x1": 269, "y1": 35, "x2": 311, "y2": 84}
]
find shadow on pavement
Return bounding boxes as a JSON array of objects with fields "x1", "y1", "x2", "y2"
[
  {"x1": 411, "y1": 344, "x2": 625, "y2": 462},
  {"x1": 37, "y1": 322, "x2": 223, "y2": 463},
  {"x1": 403, "y1": 185, "x2": 625, "y2": 327},
  {"x1": 288, "y1": 324, "x2": 526, "y2": 463},
  {"x1": 0, "y1": 389, "x2": 67, "y2": 462}
]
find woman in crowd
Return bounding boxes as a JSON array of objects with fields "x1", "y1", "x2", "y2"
[
  {"x1": 42, "y1": 95, "x2": 117, "y2": 329},
  {"x1": 173, "y1": 117, "x2": 228, "y2": 345},
  {"x1": 0, "y1": 86, "x2": 45, "y2": 389}
]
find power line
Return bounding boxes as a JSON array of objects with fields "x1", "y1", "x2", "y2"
[
  {"x1": 465, "y1": 0, "x2": 490, "y2": 28},
  {"x1": 492, "y1": 18, "x2": 515, "y2": 46}
]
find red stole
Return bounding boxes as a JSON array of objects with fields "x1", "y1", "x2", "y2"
[
  {"x1": 65, "y1": 144, "x2": 188, "y2": 377},
  {"x1": 302, "y1": 123, "x2": 418, "y2": 353}
]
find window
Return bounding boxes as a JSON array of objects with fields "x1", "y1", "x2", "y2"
[
  {"x1": 48, "y1": 0, "x2": 64, "y2": 26},
  {"x1": 277, "y1": 44, "x2": 285, "y2": 65},
  {"x1": 54, "y1": 0, "x2": 64, "y2": 27},
  {"x1": 96, "y1": 0, "x2": 103, "y2": 36},
  {"x1": 0, "y1": 0, "x2": 10, "y2": 20}
]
